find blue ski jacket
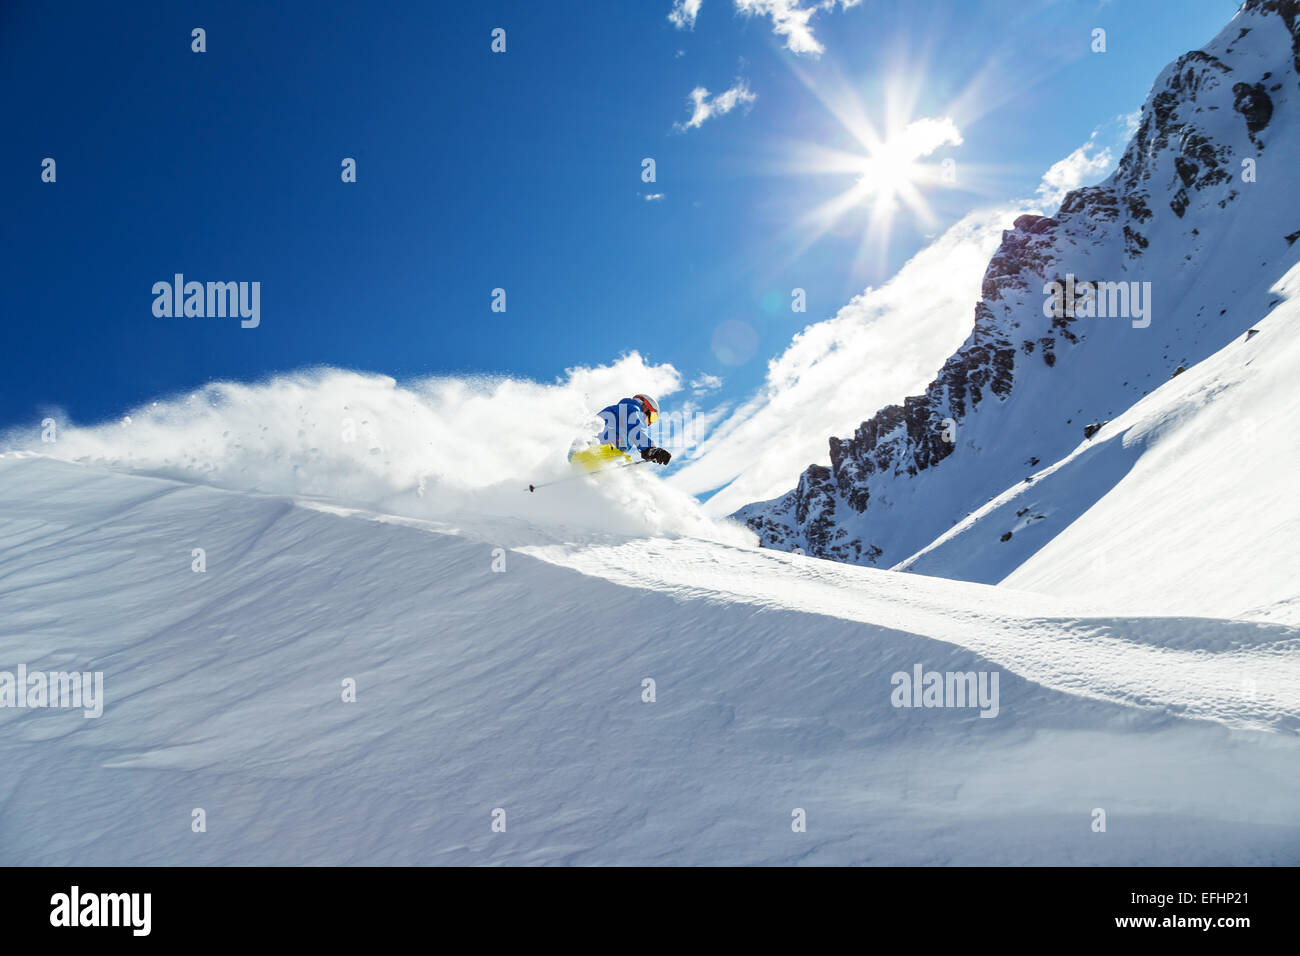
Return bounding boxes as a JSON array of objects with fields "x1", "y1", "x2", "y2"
[{"x1": 597, "y1": 397, "x2": 654, "y2": 452}]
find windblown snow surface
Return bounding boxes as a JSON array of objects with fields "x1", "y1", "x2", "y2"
[{"x1": 1, "y1": 363, "x2": 1298, "y2": 865}]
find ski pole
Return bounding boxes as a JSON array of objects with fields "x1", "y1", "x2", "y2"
[{"x1": 528, "y1": 458, "x2": 648, "y2": 492}]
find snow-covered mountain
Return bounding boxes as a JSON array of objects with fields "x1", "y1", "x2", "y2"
[
  {"x1": 735, "y1": 0, "x2": 1300, "y2": 608},
  {"x1": 2, "y1": 454, "x2": 1298, "y2": 864}
]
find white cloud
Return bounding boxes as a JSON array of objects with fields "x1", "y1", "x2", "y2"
[
  {"x1": 644, "y1": 193, "x2": 666, "y2": 202},
  {"x1": 1037, "y1": 136, "x2": 1114, "y2": 206},
  {"x1": 691, "y1": 373, "x2": 724, "y2": 393},
  {"x1": 894, "y1": 116, "x2": 964, "y2": 157},
  {"x1": 668, "y1": 0, "x2": 703, "y2": 30},
  {"x1": 675, "y1": 80, "x2": 757, "y2": 131},
  {"x1": 1036, "y1": 115, "x2": 1138, "y2": 206},
  {"x1": 733, "y1": 0, "x2": 861, "y2": 57}
]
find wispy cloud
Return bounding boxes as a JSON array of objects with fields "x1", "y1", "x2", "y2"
[
  {"x1": 644, "y1": 192, "x2": 667, "y2": 202},
  {"x1": 675, "y1": 79, "x2": 757, "y2": 131},
  {"x1": 734, "y1": 0, "x2": 862, "y2": 57},
  {"x1": 668, "y1": 0, "x2": 703, "y2": 30},
  {"x1": 691, "y1": 373, "x2": 724, "y2": 393}
]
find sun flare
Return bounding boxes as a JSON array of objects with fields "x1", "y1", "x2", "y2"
[
  {"x1": 781, "y1": 71, "x2": 969, "y2": 275},
  {"x1": 857, "y1": 143, "x2": 925, "y2": 206}
]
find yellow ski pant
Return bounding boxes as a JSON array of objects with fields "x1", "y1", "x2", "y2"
[{"x1": 569, "y1": 443, "x2": 633, "y2": 473}]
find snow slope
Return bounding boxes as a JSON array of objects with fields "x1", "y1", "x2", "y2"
[
  {"x1": 899, "y1": 266, "x2": 1300, "y2": 624},
  {"x1": 2, "y1": 454, "x2": 1298, "y2": 865}
]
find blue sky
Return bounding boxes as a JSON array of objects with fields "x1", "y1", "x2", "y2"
[{"x1": 2, "y1": 0, "x2": 1240, "y2": 438}]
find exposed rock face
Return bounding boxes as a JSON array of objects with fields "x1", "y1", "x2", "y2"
[
  {"x1": 734, "y1": 0, "x2": 1300, "y2": 567},
  {"x1": 1233, "y1": 81, "x2": 1274, "y2": 135}
]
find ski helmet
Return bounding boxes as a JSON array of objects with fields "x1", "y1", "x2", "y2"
[{"x1": 633, "y1": 393, "x2": 660, "y2": 424}]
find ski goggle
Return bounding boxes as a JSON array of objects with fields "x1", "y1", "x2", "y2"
[{"x1": 636, "y1": 396, "x2": 659, "y2": 424}]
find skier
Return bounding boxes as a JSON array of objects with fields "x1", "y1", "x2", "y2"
[{"x1": 569, "y1": 393, "x2": 673, "y2": 472}]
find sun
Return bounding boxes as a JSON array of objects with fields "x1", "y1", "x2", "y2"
[
  {"x1": 795, "y1": 115, "x2": 962, "y2": 267},
  {"x1": 777, "y1": 69, "x2": 973, "y2": 277},
  {"x1": 857, "y1": 141, "x2": 926, "y2": 207}
]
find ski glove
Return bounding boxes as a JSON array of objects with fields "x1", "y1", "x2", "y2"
[{"x1": 641, "y1": 446, "x2": 672, "y2": 465}]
